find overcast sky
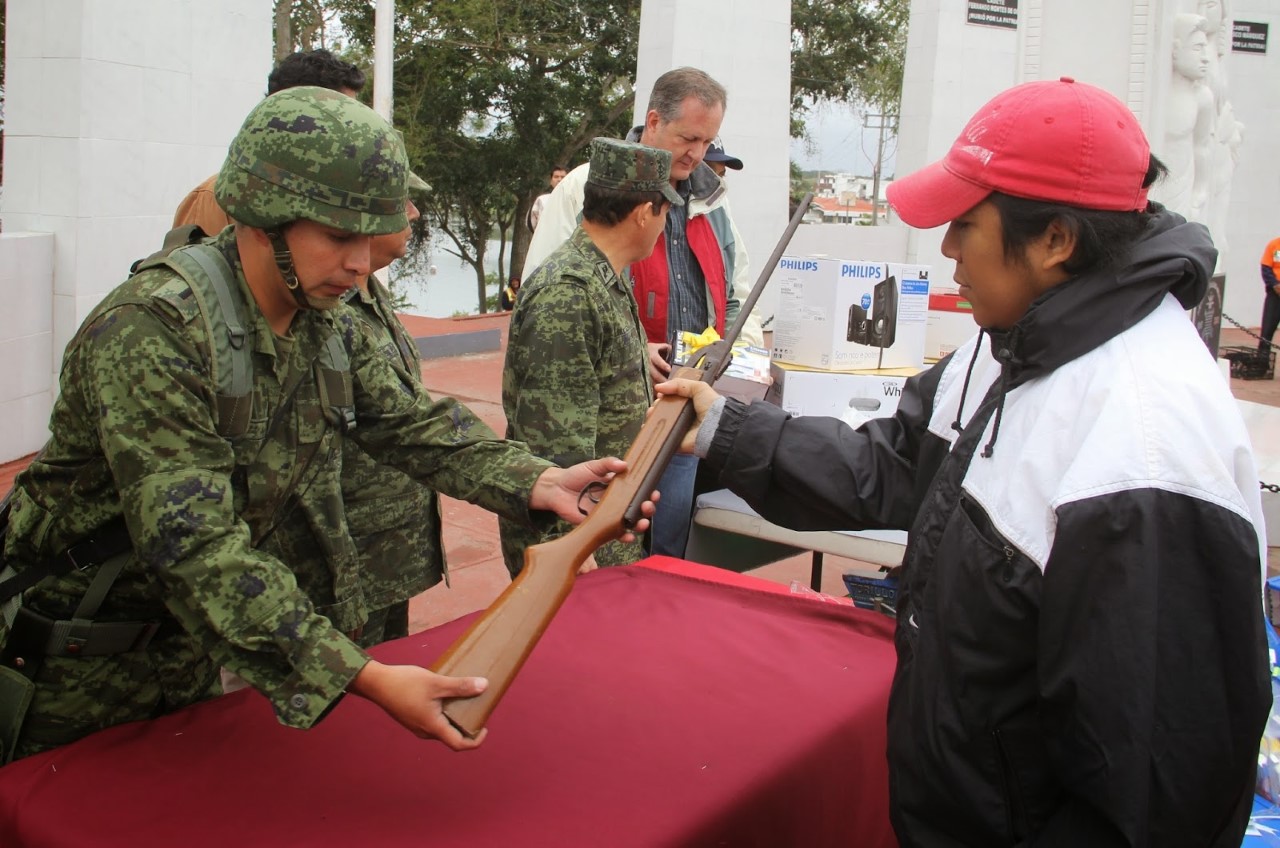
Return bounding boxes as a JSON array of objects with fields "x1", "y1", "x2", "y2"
[{"x1": 788, "y1": 101, "x2": 899, "y2": 178}]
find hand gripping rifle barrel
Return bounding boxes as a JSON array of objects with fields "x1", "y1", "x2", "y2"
[{"x1": 430, "y1": 193, "x2": 815, "y2": 737}]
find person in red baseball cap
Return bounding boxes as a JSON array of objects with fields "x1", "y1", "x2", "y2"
[{"x1": 656, "y1": 77, "x2": 1269, "y2": 846}]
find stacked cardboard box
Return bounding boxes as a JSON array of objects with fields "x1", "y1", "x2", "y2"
[{"x1": 765, "y1": 361, "x2": 919, "y2": 428}]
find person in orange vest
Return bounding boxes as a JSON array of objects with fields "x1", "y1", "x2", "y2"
[{"x1": 1260, "y1": 235, "x2": 1280, "y2": 356}]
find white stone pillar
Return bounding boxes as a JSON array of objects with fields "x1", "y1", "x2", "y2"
[
  {"x1": 634, "y1": 0, "x2": 792, "y2": 325},
  {"x1": 0, "y1": 0, "x2": 272, "y2": 463}
]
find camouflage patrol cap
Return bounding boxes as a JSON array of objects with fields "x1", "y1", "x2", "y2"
[
  {"x1": 587, "y1": 138, "x2": 684, "y2": 206},
  {"x1": 215, "y1": 86, "x2": 409, "y2": 234},
  {"x1": 408, "y1": 171, "x2": 431, "y2": 194}
]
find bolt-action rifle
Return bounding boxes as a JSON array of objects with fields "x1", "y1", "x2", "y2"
[{"x1": 430, "y1": 194, "x2": 815, "y2": 737}]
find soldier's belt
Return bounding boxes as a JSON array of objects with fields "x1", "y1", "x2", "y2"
[{"x1": 5, "y1": 606, "x2": 159, "y2": 667}]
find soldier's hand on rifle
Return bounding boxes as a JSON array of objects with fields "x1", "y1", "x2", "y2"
[
  {"x1": 647, "y1": 342, "x2": 673, "y2": 384},
  {"x1": 530, "y1": 458, "x2": 656, "y2": 542},
  {"x1": 654, "y1": 378, "x2": 723, "y2": 453},
  {"x1": 347, "y1": 660, "x2": 489, "y2": 751}
]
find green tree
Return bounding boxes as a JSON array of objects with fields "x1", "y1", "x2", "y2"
[
  {"x1": 273, "y1": 0, "x2": 345, "y2": 61},
  {"x1": 791, "y1": 0, "x2": 907, "y2": 123}
]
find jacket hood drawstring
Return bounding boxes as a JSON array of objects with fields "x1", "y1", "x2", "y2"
[
  {"x1": 951, "y1": 329, "x2": 986, "y2": 434},
  {"x1": 982, "y1": 361, "x2": 1011, "y2": 459},
  {"x1": 949, "y1": 328, "x2": 1016, "y2": 459}
]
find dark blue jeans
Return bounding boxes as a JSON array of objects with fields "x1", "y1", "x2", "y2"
[
  {"x1": 651, "y1": 453, "x2": 698, "y2": 558},
  {"x1": 1262, "y1": 284, "x2": 1280, "y2": 351}
]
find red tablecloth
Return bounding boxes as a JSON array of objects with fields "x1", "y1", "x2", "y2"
[{"x1": 0, "y1": 558, "x2": 897, "y2": 847}]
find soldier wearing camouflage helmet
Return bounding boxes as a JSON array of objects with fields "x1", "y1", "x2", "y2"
[
  {"x1": 0, "y1": 88, "x2": 650, "y2": 761},
  {"x1": 501, "y1": 139, "x2": 681, "y2": 576}
]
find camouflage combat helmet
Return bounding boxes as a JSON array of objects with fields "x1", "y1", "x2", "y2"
[{"x1": 215, "y1": 86, "x2": 409, "y2": 235}]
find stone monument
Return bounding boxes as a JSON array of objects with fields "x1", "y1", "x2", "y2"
[{"x1": 1150, "y1": 13, "x2": 1214, "y2": 225}]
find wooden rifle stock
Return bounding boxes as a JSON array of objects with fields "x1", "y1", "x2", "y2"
[
  {"x1": 430, "y1": 372, "x2": 699, "y2": 736},
  {"x1": 430, "y1": 193, "x2": 815, "y2": 738}
]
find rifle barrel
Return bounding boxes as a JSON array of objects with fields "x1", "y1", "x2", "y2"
[{"x1": 704, "y1": 192, "x2": 813, "y2": 381}]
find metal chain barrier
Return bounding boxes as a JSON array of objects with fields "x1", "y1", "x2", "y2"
[{"x1": 1222, "y1": 311, "x2": 1275, "y2": 351}]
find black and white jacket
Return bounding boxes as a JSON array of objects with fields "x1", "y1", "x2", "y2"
[{"x1": 704, "y1": 210, "x2": 1270, "y2": 847}]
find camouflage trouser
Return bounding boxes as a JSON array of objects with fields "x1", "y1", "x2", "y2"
[
  {"x1": 12, "y1": 626, "x2": 220, "y2": 761},
  {"x1": 352, "y1": 600, "x2": 410, "y2": 649}
]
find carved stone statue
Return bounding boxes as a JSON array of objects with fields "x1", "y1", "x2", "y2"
[
  {"x1": 1151, "y1": 13, "x2": 1214, "y2": 225},
  {"x1": 1197, "y1": 0, "x2": 1245, "y2": 262}
]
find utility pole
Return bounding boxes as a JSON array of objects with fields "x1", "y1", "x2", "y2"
[
  {"x1": 863, "y1": 113, "x2": 898, "y2": 226},
  {"x1": 371, "y1": 0, "x2": 394, "y2": 287},
  {"x1": 373, "y1": 0, "x2": 394, "y2": 121}
]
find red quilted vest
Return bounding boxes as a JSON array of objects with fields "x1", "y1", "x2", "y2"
[{"x1": 630, "y1": 214, "x2": 728, "y2": 344}]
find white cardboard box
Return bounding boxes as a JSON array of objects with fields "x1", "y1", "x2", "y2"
[
  {"x1": 771, "y1": 256, "x2": 929, "y2": 370},
  {"x1": 925, "y1": 291, "x2": 978, "y2": 361},
  {"x1": 765, "y1": 361, "x2": 919, "y2": 427}
]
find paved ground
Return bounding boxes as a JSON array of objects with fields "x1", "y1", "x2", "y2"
[{"x1": 2, "y1": 319, "x2": 1277, "y2": 632}]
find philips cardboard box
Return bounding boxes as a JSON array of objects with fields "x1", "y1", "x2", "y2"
[
  {"x1": 771, "y1": 257, "x2": 929, "y2": 370},
  {"x1": 766, "y1": 361, "x2": 919, "y2": 428},
  {"x1": 926, "y1": 292, "x2": 978, "y2": 361}
]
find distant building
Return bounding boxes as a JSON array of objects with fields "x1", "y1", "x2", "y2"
[
  {"x1": 813, "y1": 171, "x2": 891, "y2": 202},
  {"x1": 808, "y1": 195, "x2": 887, "y2": 224}
]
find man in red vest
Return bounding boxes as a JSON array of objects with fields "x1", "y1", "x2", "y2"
[{"x1": 522, "y1": 67, "x2": 761, "y2": 557}]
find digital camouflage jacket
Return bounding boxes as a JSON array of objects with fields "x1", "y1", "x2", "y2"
[
  {"x1": 1, "y1": 230, "x2": 552, "y2": 757},
  {"x1": 500, "y1": 227, "x2": 652, "y2": 576},
  {"x1": 341, "y1": 276, "x2": 447, "y2": 641}
]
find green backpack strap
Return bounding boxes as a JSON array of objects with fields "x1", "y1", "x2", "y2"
[
  {"x1": 178, "y1": 247, "x2": 252, "y2": 437},
  {"x1": 316, "y1": 332, "x2": 356, "y2": 432},
  {"x1": 162, "y1": 224, "x2": 207, "y2": 253},
  {"x1": 134, "y1": 229, "x2": 253, "y2": 440}
]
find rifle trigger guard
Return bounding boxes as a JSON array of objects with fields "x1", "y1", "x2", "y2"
[
  {"x1": 577, "y1": 481, "x2": 607, "y2": 516},
  {"x1": 687, "y1": 339, "x2": 731, "y2": 379}
]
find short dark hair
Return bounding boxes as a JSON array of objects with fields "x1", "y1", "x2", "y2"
[
  {"x1": 646, "y1": 67, "x2": 727, "y2": 123},
  {"x1": 551, "y1": 165, "x2": 568, "y2": 175},
  {"x1": 583, "y1": 183, "x2": 670, "y2": 226},
  {"x1": 267, "y1": 49, "x2": 366, "y2": 96},
  {"x1": 989, "y1": 154, "x2": 1169, "y2": 276}
]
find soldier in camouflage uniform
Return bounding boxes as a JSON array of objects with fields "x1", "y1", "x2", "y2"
[
  {"x1": 501, "y1": 139, "x2": 682, "y2": 577},
  {"x1": 0, "y1": 88, "x2": 647, "y2": 761},
  {"x1": 339, "y1": 172, "x2": 444, "y2": 648}
]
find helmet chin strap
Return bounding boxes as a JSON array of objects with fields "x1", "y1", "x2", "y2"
[{"x1": 265, "y1": 227, "x2": 316, "y2": 311}]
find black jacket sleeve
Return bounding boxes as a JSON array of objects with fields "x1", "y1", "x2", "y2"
[
  {"x1": 1262, "y1": 263, "x2": 1279, "y2": 291},
  {"x1": 703, "y1": 362, "x2": 946, "y2": 532},
  {"x1": 1032, "y1": 488, "x2": 1269, "y2": 847}
]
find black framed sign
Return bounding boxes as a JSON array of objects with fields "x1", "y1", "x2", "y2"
[
  {"x1": 1232, "y1": 21, "x2": 1268, "y2": 54},
  {"x1": 1191, "y1": 273, "x2": 1225, "y2": 356},
  {"x1": 967, "y1": 0, "x2": 1018, "y2": 30}
]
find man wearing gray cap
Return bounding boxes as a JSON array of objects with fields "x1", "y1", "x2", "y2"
[{"x1": 501, "y1": 139, "x2": 682, "y2": 577}]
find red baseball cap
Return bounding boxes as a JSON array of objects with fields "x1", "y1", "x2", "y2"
[{"x1": 887, "y1": 77, "x2": 1151, "y2": 229}]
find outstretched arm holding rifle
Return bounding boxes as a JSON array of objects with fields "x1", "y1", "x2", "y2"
[{"x1": 430, "y1": 194, "x2": 815, "y2": 739}]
